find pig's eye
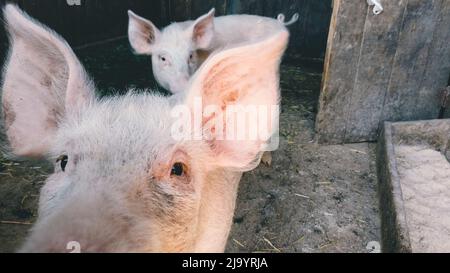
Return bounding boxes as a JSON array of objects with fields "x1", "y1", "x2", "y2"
[
  {"x1": 159, "y1": 55, "x2": 166, "y2": 62},
  {"x1": 189, "y1": 53, "x2": 194, "y2": 60},
  {"x1": 56, "y1": 155, "x2": 68, "y2": 172},
  {"x1": 171, "y1": 162, "x2": 186, "y2": 177}
]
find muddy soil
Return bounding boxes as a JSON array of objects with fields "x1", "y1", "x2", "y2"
[{"x1": 0, "y1": 40, "x2": 380, "y2": 253}]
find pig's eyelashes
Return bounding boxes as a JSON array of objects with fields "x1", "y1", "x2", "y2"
[{"x1": 56, "y1": 155, "x2": 69, "y2": 172}]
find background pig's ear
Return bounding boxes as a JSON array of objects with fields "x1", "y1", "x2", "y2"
[
  {"x1": 1, "y1": 4, "x2": 95, "y2": 157},
  {"x1": 191, "y1": 8, "x2": 215, "y2": 49},
  {"x1": 185, "y1": 31, "x2": 289, "y2": 171},
  {"x1": 128, "y1": 10, "x2": 160, "y2": 54}
]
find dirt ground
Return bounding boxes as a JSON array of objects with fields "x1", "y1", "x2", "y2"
[
  {"x1": 227, "y1": 61, "x2": 380, "y2": 253},
  {"x1": 0, "y1": 40, "x2": 380, "y2": 253}
]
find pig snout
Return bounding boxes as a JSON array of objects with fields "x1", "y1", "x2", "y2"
[
  {"x1": 169, "y1": 76, "x2": 190, "y2": 94},
  {"x1": 20, "y1": 192, "x2": 142, "y2": 253}
]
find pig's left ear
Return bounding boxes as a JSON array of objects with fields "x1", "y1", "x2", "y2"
[
  {"x1": 1, "y1": 5, "x2": 94, "y2": 157},
  {"x1": 185, "y1": 31, "x2": 289, "y2": 171},
  {"x1": 190, "y1": 8, "x2": 215, "y2": 49}
]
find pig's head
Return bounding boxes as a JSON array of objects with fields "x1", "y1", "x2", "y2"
[
  {"x1": 128, "y1": 9, "x2": 215, "y2": 94},
  {"x1": 1, "y1": 5, "x2": 287, "y2": 253}
]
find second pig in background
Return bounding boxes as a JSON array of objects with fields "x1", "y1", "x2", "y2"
[{"x1": 128, "y1": 8, "x2": 298, "y2": 94}]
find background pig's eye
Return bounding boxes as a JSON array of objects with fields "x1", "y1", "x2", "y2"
[
  {"x1": 171, "y1": 162, "x2": 186, "y2": 177},
  {"x1": 56, "y1": 155, "x2": 68, "y2": 172},
  {"x1": 189, "y1": 53, "x2": 194, "y2": 60}
]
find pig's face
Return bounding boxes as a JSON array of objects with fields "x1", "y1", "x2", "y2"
[
  {"x1": 23, "y1": 95, "x2": 205, "y2": 252},
  {"x1": 149, "y1": 25, "x2": 199, "y2": 94},
  {"x1": 1, "y1": 5, "x2": 287, "y2": 252},
  {"x1": 128, "y1": 10, "x2": 215, "y2": 94}
]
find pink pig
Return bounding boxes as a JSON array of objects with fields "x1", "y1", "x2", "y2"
[
  {"x1": 1, "y1": 5, "x2": 288, "y2": 252},
  {"x1": 128, "y1": 8, "x2": 298, "y2": 94}
]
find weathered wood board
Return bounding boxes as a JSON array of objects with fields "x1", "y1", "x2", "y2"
[
  {"x1": 418, "y1": 2, "x2": 450, "y2": 120},
  {"x1": 316, "y1": 0, "x2": 368, "y2": 143},
  {"x1": 317, "y1": 0, "x2": 450, "y2": 144},
  {"x1": 381, "y1": 0, "x2": 444, "y2": 124},
  {"x1": 344, "y1": 0, "x2": 408, "y2": 143}
]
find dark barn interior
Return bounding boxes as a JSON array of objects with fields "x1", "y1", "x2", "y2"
[
  {"x1": 0, "y1": 0, "x2": 449, "y2": 253},
  {"x1": 0, "y1": 0, "x2": 332, "y2": 57},
  {"x1": 0, "y1": 0, "x2": 332, "y2": 103}
]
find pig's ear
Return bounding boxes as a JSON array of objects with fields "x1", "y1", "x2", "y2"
[
  {"x1": 1, "y1": 4, "x2": 95, "y2": 157},
  {"x1": 128, "y1": 10, "x2": 160, "y2": 54},
  {"x1": 190, "y1": 8, "x2": 215, "y2": 49},
  {"x1": 185, "y1": 31, "x2": 289, "y2": 171}
]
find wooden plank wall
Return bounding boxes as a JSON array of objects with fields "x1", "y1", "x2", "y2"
[
  {"x1": 223, "y1": 0, "x2": 333, "y2": 58},
  {"x1": 317, "y1": 0, "x2": 450, "y2": 144},
  {"x1": 0, "y1": 0, "x2": 162, "y2": 47},
  {"x1": 0, "y1": 0, "x2": 332, "y2": 58},
  {"x1": 0, "y1": 0, "x2": 162, "y2": 68}
]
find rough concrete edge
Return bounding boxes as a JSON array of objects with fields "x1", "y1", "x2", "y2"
[
  {"x1": 376, "y1": 121, "x2": 412, "y2": 253},
  {"x1": 390, "y1": 119, "x2": 450, "y2": 152}
]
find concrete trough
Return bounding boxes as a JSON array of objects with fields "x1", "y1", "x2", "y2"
[{"x1": 377, "y1": 119, "x2": 450, "y2": 253}]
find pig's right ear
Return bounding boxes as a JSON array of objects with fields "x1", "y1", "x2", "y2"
[
  {"x1": 190, "y1": 8, "x2": 215, "y2": 49},
  {"x1": 128, "y1": 10, "x2": 160, "y2": 54},
  {"x1": 1, "y1": 5, "x2": 95, "y2": 157},
  {"x1": 185, "y1": 31, "x2": 289, "y2": 171}
]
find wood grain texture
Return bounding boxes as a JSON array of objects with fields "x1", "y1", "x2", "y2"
[
  {"x1": 381, "y1": 0, "x2": 443, "y2": 123},
  {"x1": 319, "y1": 0, "x2": 449, "y2": 143},
  {"x1": 316, "y1": 0, "x2": 368, "y2": 144},
  {"x1": 415, "y1": 0, "x2": 450, "y2": 120},
  {"x1": 343, "y1": 0, "x2": 408, "y2": 143}
]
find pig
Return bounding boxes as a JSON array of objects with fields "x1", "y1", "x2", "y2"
[
  {"x1": 0, "y1": 4, "x2": 288, "y2": 253},
  {"x1": 128, "y1": 8, "x2": 297, "y2": 94}
]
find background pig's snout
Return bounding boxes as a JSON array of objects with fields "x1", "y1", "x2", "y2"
[{"x1": 169, "y1": 76, "x2": 190, "y2": 94}]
